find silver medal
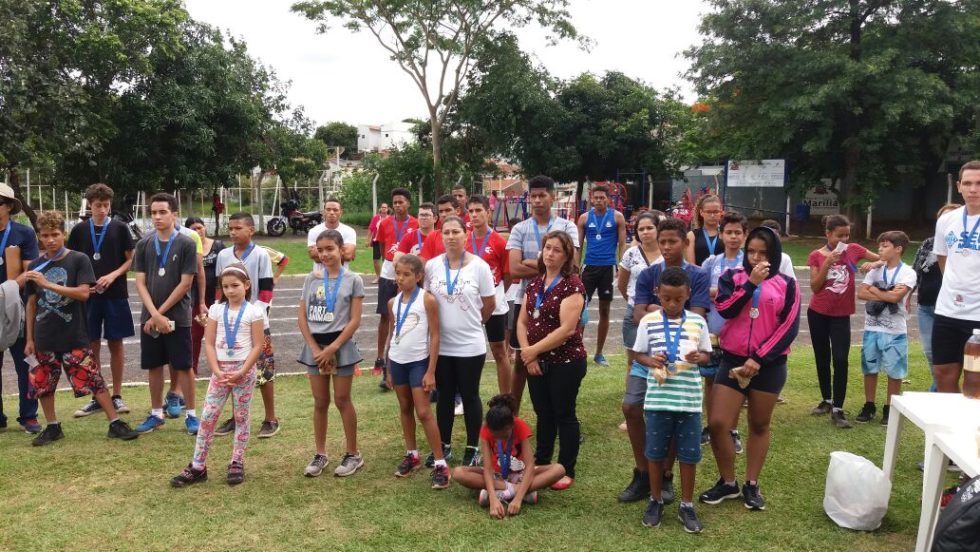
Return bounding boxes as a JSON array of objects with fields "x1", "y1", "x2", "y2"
[
  {"x1": 749, "y1": 308, "x2": 760, "y2": 319},
  {"x1": 532, "y1": 309, "x2": 540, "y2": 319},
  {"x1": 158, "y1": 267, "x2": 166, "y2": 277},
  {"x1": 595, "y1": 234, "x2": 602, "y2": 241},
  {"x1": 324, "y1": 312, "x2": 335, "y2": 323},
  {"x1": 93, "y1": 252, "x2": 101, "y2": 261},
  {"x1": 667, "y1": 362, "x2": 677, "y2": 374},
  {"x1": 961, "y1": 248, "x2": 971, "y2": 257},
  {"x1": 0, "y1": 257, "x2": 4, "y2": 266}
]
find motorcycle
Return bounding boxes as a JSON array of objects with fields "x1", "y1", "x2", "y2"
[{"x1": 266, "y1": 198, "x2": 322, "y2": 237}]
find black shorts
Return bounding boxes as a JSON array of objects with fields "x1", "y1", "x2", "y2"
[
  {"x1": 931, "y1": 314, "x2": 980, "y2": 365},
  {"x1": 141, "y1": 326, "x2": 193, "y2": 371},
  {"x1": 582, "y1": 265, "x2": 614, "y2": 302},
  {"x1": 485, "y1": 313, "x2": 507, "y2": 343},
  {"x1": 509, "y1": 302, "x2": 523, "y2": 350},
  {"x1": 714, "y1": 352, "x2": 787, "y2": 396},
  {"x1": 371, "y1": 240, "x2": 382, "y2": 260},
  {"x1": 377, "y1": 277, "x2": 399, "y2": 315}
]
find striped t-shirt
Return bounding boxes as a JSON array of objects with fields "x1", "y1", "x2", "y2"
[{"x1": 631, "y1": 310, "x2": 712, "y2": 413}]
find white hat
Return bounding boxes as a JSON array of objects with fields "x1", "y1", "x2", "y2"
[{"x1": 0, "y1": 183, "x2": 22, "y2": 215}]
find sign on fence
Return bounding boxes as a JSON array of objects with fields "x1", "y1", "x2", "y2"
[{"x1": 726, "y1": 160, "x2": 786, "y2": 188}]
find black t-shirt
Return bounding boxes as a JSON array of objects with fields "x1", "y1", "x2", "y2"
[
  {"x1": 26, "y1": 251, "x2": 96, "y2": 352},
  {"x1": 693, "y1": 227, "x2": 722, "y2": 266},
  {"x1": 132, "y1": 232, "x2": 198, "y2": 327},
  {"x1": 913, "y1": 237, "x2": 942, "y2": 307},
  {"x1": 202, "y1": 239, "x2": 225, "y2": 307},
  {"x1": 67, "y1": 219, "x2": 135, "y2": 299}
]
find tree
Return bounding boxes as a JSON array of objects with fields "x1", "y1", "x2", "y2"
[
  {"x1": 685, "y1": 0, "x2": 980, "y2": 227},
  {"x1": 291, "y1": 0, "x2": 582, "y2": 194},
  {"x1": 315, "y1": 122, "x2": 358, "y2": 158}
]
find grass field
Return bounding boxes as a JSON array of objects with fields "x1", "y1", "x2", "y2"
[{"x1": 0, "y1": 346, "x2": 950, "y2": 551}]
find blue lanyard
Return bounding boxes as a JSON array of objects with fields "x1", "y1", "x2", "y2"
[
  {"x1": 34, "y1": 247, "x2": 67, "y2": 272},
  {"x1": 154, "y1": 229, "x2": 177, "y2": 271},
  {"x1": 752, "y1": 284, "x2": 762, "y2": 311},
  {"x1": 497, "y1": 436, "x2": 513, "y2": 478},
  {"x1": 223, "y1": 303, "x2": 247, "y2": 352},
  {"x1": 392, "y1": 217, "x2": 409, "y2": 243},
  {"x1": 395, "y1": 287, "x2": 421, "y2": 338},
  {"x1": 588, "y1": 209, "x2": 611, "y2": 238},
  {"x1": 531, "y1": 216, "x2": 554, "y2": 250},
  {"x1": 236, "y1": 241, "x2": 255, "y2": 262},
  {"x1": 703, "y1": 229, "x2": 719, "y2": 256},
  {"x1": 89, "y1": 220, "x2": 108, "y2": 257},
  {"x1": 322, "y1": 268, "x2": 345, "y2": 312},
  {"x1": 470, "y1": 229, "x2": 493, "y2": 258},
  {"x1": 444, "y1": 253, "x2": 466, "y2": 296},
  {"x1": 0, "y1": 223, "x2": 11, "y2": 256},
  {"x1": 417, "y1": 230, "x2": 425, "y2": 250},
  {"x1": 963, "y1": 208, "x2": 980, "y2": 244},
  {"x1": 535, "y1": 274, "x2": 562, "y2": 312},
  {"x1": 661, "y1": 310, "x2": 686, "y2": 363},
  {"x1": 882, "y1": 262, "x2": 902, "y2": 287}
]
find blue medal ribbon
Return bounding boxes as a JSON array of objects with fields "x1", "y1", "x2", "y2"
[
  {"x1": 752, "y1": 284, "x2": 762, "y2": 310},
  {"x1": 470, "y1": 229, "x2": 493, "y2": 258},
  {"x1": 535, "y1": 273, "x2": 562, "y2": 314},
  {"x1": 392, "y1": 217, "x2": 409, "y2": 243},
  {"x1": 882, "y1": 262, "x2": 902, "y2": 288},
  {"x1": 444, "y1": 252, "x2": 466, "y2": 296},
  {"x1": 237, "y1": 241, "x2": 256, "y2": 262},
  {"x1": 703, "y1": 229, "x2": 719, "y2": 256},
  {"x1": 962, "y1": 208, "x2": 980, "y2": 250},
  {"x1": 0, "y1": 224, "x2": 11, "y2": 259},
  {"x1": 417, "y1": 230, "x2": 425, "y2": 251},
  {"x1": 531, "y1": 216, "x2": 555, "y2": 249},
  {"x1": 322, "y1": 268, "x2": 345, "y2": 313},
  {"x1": 33, "y1": 247, "x2": 68, "y2": 273},
  {"x1": 394, "y1": 286, "x2": 421, "y2": 339},
  {"x1": 223, "y1": 303, "x2": 247, "y2": 354},
  {"x1": 661, "y1": 310, "x2": 686, "y2": 364},
  {"x1": 497, "y1": 436, "x2": 513, "y2": 478},
  {"x1": 588, "y1": 208, "x2": 612, "y2": 240},
  {"x1": 154, "y1": 229, "x2": 177, "y2": 273},
  {"x1": 89, "y1": 219, "x2": 108, "y2": 258}
]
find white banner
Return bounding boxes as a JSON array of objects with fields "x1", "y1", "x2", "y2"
[{"x1": 726, "y1": 159, "x2": 786, "y2": 188}]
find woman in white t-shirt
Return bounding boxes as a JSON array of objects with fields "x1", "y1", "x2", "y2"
[{"x1": 425, "y1": 216, "x2": 496, "y2": 467}]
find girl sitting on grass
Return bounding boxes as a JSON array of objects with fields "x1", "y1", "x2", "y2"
[
  {"x1": 171, "y1": 263, "x2": 265, "y2": 487},
  {"x1": 451, "y1": 394, "x2": 566, "y2": 520}
]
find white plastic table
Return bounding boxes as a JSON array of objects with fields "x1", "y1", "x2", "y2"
[
  {"x1": 882, "y1": 392, "x2": 980, "y2": 481},
  {"x1": 916, "y1": 430, "x2": 980, "y2": 551}
]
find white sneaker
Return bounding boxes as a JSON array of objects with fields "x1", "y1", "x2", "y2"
[
  {"x1": 334, "y1": 452, "x2": 364, "y2": 477},
  {"x1": 73, "y1": 400, "x2": 103, "y2": 418},
  {"x1": 304, "y1": 454, "x2": 329, "y2": 477}
]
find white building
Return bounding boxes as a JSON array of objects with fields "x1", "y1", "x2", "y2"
[{"x1": 357, "y1": 121, "x2": 416, "y2": 153}]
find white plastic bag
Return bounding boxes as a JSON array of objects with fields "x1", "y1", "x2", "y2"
[{"x1": 823, "y1": 451, "x2": 892, "y2": 531}]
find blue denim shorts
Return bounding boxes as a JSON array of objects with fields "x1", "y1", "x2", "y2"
[
  {"x1": 390, "y1": 358, "x2": 429, "y2": 388},
  {"x1": 644, "y1": 410, "x2": 702, "y2": 464},
  {"x1": 622, "y1": 310, "x2": 638, "y2": 348},
  {"x1": 861, "y1": 331, "x2": 909, "y2": 380}
]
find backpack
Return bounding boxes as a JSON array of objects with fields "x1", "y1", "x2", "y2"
[{"x1": 932, "y1": 475, "x2": 980, "y2": 551}]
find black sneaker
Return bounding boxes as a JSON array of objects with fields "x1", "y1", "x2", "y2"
[
  {"x1": 107, "y1": 420, "x2": 139, "y2": 441},
  {"x1": 461, "y1": 446, "x2": 482, "y2": 467},
  {"x1": 743, "y1": 482, "x2": 766, "y2": 510},
  {"x1": 227, "y1": 461, "x2": 245, "y2": 485},
  {"x1": 731, "y1": 430, "x2": 743, "y2": 455},
  {"x1": 678, "y1": 504, "x2": 703, "y2": 533},
  {"x1": 73, "y1": 399, "x2": 103, "y2": 418},
  {"x1": 880, "y1": 405, "x2": 890, "y2": 426},
  {"x1": 699, "y1": 478, "x2": 741, "y2": 505},
  {"x1": 831, "y1": 409, "x2": 853, "y2": 429},
  {"x1": 810, "y1": 400, "x2": 833, "y2": 416},
  {"x1": 855, "y1": 402, "x2": 876, "y2": 423},
  {"x1": 214, "y1": 418, "x2": 236, "y2": 437},
  {"x1": 425, "y1": 444, "x2": 452, "y2": 468},
  {"x1": 617, "y1": 468, "x2": 650, "y2": 503},
  {"x1": 431, "y1": 464, "x2": 451, "y2": 489},
  {"x1": 700, "y1": 426, "x2": 711, "y2": 445},
  {"x1": 31, "y1": 423, "x2": 65, "y2": 446},
  {"x1": 642, "y1": 499, "x2": 665, "y2": 528},
  {"x1": 170, "y1": 464, "x2": 208, "y2": 488},
  {"x1": 661, "y1": 472, "x2": 675, "y2": 505}
]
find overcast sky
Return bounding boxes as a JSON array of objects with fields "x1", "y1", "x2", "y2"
[{"x1": 183, "y1": 0, "x2": 711, "y2": 128}]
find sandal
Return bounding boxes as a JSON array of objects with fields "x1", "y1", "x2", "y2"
[{"x1": 227, "y1": 461, "x2": 245, "y2": 485}]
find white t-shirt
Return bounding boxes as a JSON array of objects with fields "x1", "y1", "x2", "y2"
[
  {"x1": 208, "y1": 302, "x2": 264, "y2": 361},
  {"x1": 779, "y1": 253, "x2": 796, "y2": 280},
  {"x1": 388, "y1": 289, "x2": 430, "y2": 364},
  {"x1": 933, "y1": 206, "x2": 980, "y2": 321},
  {"x1": 425, "y1": 254, "x2": 495, "y2": 356},
  {"x1": 619, "y1": 246, "x2": 662, "y2": 306},
  {"x1": 861, "y1": 263, "x2": 917, "y2": 334},
  {"x1": 307, "y1": 221, "x2": 357, "y2": 271},
  {"x1": 215, "y1": 244, "x2": 273, "y2": 329}
]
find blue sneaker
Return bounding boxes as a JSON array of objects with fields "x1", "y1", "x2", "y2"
[
  {"x1": 165, "y1": 392, "x2": 182, "y2": 419},
  {"x1": 135, "y1": 414, "x2": 165, "y2": 434},
  {"x1": 593, "y1": 353, "x2": 609, "y2": 367},
  {"x1": 20, "y1": 418, "x2": 42, "y2": 434},
  {"x1": 185, "y1": 416, "x2": 199, "y2": 436}
]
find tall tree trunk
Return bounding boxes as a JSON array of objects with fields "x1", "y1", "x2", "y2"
[
  {"x1": 431, "y1": 111, "x2": 443, "y2": 198},
  {"x1": 843, "y1": 0, "x2": 864, "y2": 236}
]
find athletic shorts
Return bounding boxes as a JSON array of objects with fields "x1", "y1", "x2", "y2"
[
  {"x1": 29, "y1": 348, "x2": 106, "y2": 399},
  {"x1": 581, "y1": 265, "x2": 614, "y2": 302},
  {"x1": 861, "y1": 331, "x2": 909, "y2": 379},
  {"x1": 141, "y1": 326, "x2": 193, "y2": 370},
  {"x1": 306, "y1": 363, "x2": 355, "y2": 378},
  {"x1": 377, "y1": 278, "x2": 399, "y2": 315},
  {"x1": 485, "y1": 313, "x2": 507, "y2": 343},
  {"x1": 86, "y1": 296, "x2": 136, "y2": 341},
  {"x1": 931, "y1": 314, "x2": 980, "y2": 365},
  {"x1": 622, "y1": 374, "x2": 647, "y2": 406},
  {"x1": 372, "y1": 240, "x2": 382, "y2": 260},
  {"x1": 509, "y1": 302, "x2": 523, "y2": 350},
  {"x1": 644, "y1": 410, "x2": 702, "y2": 464},
  {"x1": 700, "y1": 334, "x2": 721, "y2": 378},
  {"x1": 622, "y1": 310, "x2": 638, "y2": 349},
  {"x1": 714, "y1": 352, "x2": 788, "y2": 396},
  {"x1": 506, "y1": 300, "x2": 516, "y2": 328},
  {"x1": 256, "y1": 328, "x2": 276, "y2": 386},
  {"x1": 390, "y1": 358, "x2": 429, "y2": 388}
]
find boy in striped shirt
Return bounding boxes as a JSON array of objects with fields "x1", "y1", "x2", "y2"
[{"x1": 632, "y1": 266, "x2": 712, "y2": 533}]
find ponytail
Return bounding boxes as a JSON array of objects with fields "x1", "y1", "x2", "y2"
[{"x1": 485, "y1": 394, "x2": 517, "y2": 431}]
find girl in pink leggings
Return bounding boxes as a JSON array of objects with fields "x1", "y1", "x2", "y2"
[{"x1": 171, "y1": 263, "x2": 265, "y2": 487}]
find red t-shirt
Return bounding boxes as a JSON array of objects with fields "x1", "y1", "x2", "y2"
[
  {"x1": 397, "y1": 228, "x2": 432, "y2": 256},
  {"x1": 420, "y1": 230, "x2": 445, "y2": 261},
  {"x1": 807, "y1": 243, "x2": 868, "y2": 317},
  {"x1": 479, "y1": 417, "x2": 533, "y2": 474},
  {"x1": 465, "y1": 229, "x2": 509, "y2": 286},
  {"x1": 377, "y1": 215, "x2": 418, "y2": 262}
]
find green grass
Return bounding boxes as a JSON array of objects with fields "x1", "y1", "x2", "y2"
[
  {"x1": 780, "y1": 237, "x2": 918, "y2": 267},
  {"x1": 0, "y1": 346, "x2": 945, "y2": 551},
  {"x1": 255, "y1": 235, "x2": 377, "y2": 276}
]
